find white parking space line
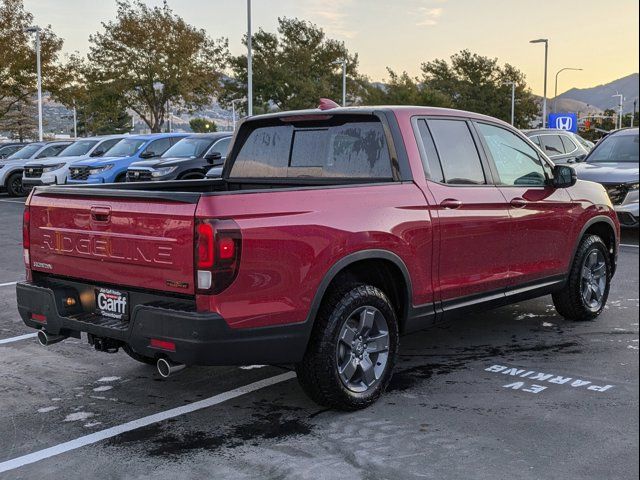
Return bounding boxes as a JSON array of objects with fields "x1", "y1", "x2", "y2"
[
  {"x1": 0, "y1": 333, "x2": 37, "y2": 345},
  {"x1": 0, "y1": 371, "x2": 296, "y2": 474},
  {"x1": 0, "y1": 281, "x2": 18, "y2": 287},
  {"x1": 620, "y1": 244, "x2": 639, "y2": 248},
  {"x1": 0, "y1": 199, "x2": 25, "y2": 204}
]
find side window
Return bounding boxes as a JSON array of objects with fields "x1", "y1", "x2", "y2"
[
  {"x1": 541, "y1": 135, "x2": 565, "y2": 157},
  {"x1": 560, "y1": 135, "x2": 577, "y2": 154},
  {"x1": 170, "y1": 136, "x2": 184, "y2": 146},
  {"x1": 210, "y1": 138, "x2": 231, "y2": 156},
  {"x1": 415, "y1": 119, "x2": 444, "y2": 182},
  {"x1": 145, "y1": 138, "x2": 172, "y2": 157},
  {"x1": 476, "y1": 123, "x2": 547, "y2": 186},
  {"x1": 96, "y1": 139, "x2": 121, "y2": 155},
  {"x1": 427, "y1": 119, "x2": 486, "y2": 185},
  {"x1": 36, "y1": 145, "x2": 65, "y2": 158},
  {"x1": 530, "y1": 135, "x2": 541, "y2": 147}
]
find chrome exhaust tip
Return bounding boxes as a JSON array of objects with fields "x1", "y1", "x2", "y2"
[
  {"x1": 37, "y1": 330, "x2": 67, "y2": 346},
  {"x1": 156, "y1": 357, "x2": 186, "y2": 378}
]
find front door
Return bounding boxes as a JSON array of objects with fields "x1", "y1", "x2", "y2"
[{"x1": 474, "y1": 122, "x2": 575, "y2": 287}]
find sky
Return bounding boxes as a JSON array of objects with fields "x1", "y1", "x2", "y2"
[{"x1": 23, "y1": 0, "x2": 640, "y2": 96}]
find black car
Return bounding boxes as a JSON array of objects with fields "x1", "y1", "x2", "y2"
[
  {"x1": 126, "y1": 133, "x2": 232, "y2": 182},
  {"x1": 0, "y1": 142, "x2": 28, "y2": 159},
  {"x1": 524, "y1": 129, "x2": 592, "y2": 164}
]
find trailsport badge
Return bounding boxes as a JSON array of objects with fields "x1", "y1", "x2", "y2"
[{"x1": 95, "y1": 288, "x2": 128, "y2": 320}]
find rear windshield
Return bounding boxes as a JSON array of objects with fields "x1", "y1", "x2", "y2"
[
  {"x1": 588, "y1": 133, "x2": 639, "y2": 163},
  {"x1": 229, "y1": 116, "x2": 393, "y2": 180}
]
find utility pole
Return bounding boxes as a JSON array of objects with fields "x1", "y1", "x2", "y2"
[
  {"x1": 332, "y1": 60, "x2": 347, "y2": 106},
  {"x1": 72, "y1": 99, "x2": 77, "y2": 138},
  {"x1": 632, "y1": 99, "x2": 637, "y2": 128},
  {"x1": 612, "y1": 94, "x2": 623, "y2": 129},
  {"x1": 510, "y1": 82, "x2": 516, "y2": 126},
  {"x1": 247, "y1": 0, "x2": 253, "y2": 116}
]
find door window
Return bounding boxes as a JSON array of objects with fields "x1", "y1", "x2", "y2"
[
  {"x1": 427, "y1": 119, "x2": 486, "y2": 185},
  {"x1": 560, "y1": 135, "x2": 577, "y2": 154},
  {"x1": 477, "y1": 123, "x2": 547, "y2": 186},
  {"x1": 540, "y1": 135, "x2": 565, "y2": 157},
  {"x1": 144, "y1": 138, "x2": 172, "y2": 157},
  {"x1": 36, "y1": 144, "x2": 67, "y2": 158}
]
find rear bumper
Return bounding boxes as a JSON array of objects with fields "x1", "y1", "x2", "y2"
[{"x1": 16, "y1": 281, "x2": 309, "y2": 366}]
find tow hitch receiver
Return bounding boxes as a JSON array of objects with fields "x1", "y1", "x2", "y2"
[{"x1": 88, "y1": 334, "x2": 121, "y2": 353}]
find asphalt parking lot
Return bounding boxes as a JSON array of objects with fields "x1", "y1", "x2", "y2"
[{"x1": 0, "y1": 194, "x2": 638, "y2": 480}]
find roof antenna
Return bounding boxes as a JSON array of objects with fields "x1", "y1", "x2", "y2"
[{"x1": 318, "y1": 98, "x2": 340, "y2": 111}]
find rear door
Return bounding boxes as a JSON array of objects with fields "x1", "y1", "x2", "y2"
[
  {"x1": 28, "y1": 190, "x2": 198, "y2": 295},
  {"x1": 416, "y1": 117, "x2": 512, "y2": 305},
  {"x1": 474, "y1": 121, "x2": 575, "y2": 286}
]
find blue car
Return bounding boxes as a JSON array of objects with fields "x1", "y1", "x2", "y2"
[{"x1": 67, "y1": 133, "x2": 188, "y2": 184}]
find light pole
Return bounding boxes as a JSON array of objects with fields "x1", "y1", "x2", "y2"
[
  {"x1": 554, "y1": 67, "x2": 582, "y2": 113},
  {"x1": 24, "y1": 26, "x2": 43, "y2": 141},
  {"x1": 231, "y1": 99, "x2": 242, "y2": 131},
  {"x1": 530, "y1": 38, "x2": 548, "y2": 128},
  {"x1": 72, "y1": 99, "x2": 77, "y2": 138},
  {"x1": 632, "y1": 99, "x2": 637, "y2": 128},
  {"x1": 612, "y1": 94, "x2": 623, "y2": 129},
  {"x1": 331, "y1": 60, "x2": 347, "y2": 107},
  {"x1": 510, "y1": 82, "x2": 516, "y2": 126},
  {"x1": 247, "y1": 0, "x2": 253, "y2": 116}
]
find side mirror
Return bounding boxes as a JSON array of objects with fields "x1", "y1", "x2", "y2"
[
  {"x1": 139, "y1": 151, "x2": 156, "y2": 159},
  {"x1": 552, "y1": 164, "x2": 577, "y2": 188},
  {"x1": 90, "y1": 150, "x2": 104, "y2": 157},
  {"x1": 574, "y1": 154, "x2": 587, "y2": 163},
  {"x1": 205, "y1": 152, "x2": 222, "y2": 164}
]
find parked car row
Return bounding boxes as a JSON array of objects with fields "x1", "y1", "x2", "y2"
[{"x1": 0, "y1": 132, "x2": 232, "y2": 197}]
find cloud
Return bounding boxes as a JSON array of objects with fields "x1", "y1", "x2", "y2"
[
  {"x1": 416, "y1": 0, "x2": 446, "y2": 27},
  {"x1": 301, "y1": 0, "x2": 357, "y2": 38}
]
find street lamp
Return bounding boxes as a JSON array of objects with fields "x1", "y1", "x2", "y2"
[
  {"x1": 554, "y1": 67, "x2": 582, "y2": 113},
  {"x1": 530, "y1": 38, "x2": 548, "y2": 128},
  {"x1": 24, "y1": 26, "x2": 43, "y2": 141},
  {"x1": 247, "y1": 0, "x2": 253, "y2": 116},
  {"x1": 230, "y1": 99, "x2": 242, "y2": 131},
  {"x1": 612, "y1": 94, "x2": 624, "y2": 129},
  {"x1": 332, "y1": 60, "x2": 347, "y2": 107},
  {"x1": 508, "y1": 81, "x2": 516, "y2": 126}
]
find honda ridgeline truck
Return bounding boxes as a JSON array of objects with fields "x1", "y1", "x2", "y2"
[{"x1": 17, "y1": 106, "x2": 620, "y2": 410}]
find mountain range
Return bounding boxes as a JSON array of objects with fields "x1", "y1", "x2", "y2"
[{"x1": 553, "y1": 73, "x2": 638, "y2": 113}]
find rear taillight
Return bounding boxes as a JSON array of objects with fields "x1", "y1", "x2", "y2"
[
  {"x1": 194, "y1": 219, "x2": 242, "y2": 294},
  {"x1": 23, "y1": 206, "x2": 31, "y2": 278}
]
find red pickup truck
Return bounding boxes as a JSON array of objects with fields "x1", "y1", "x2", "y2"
[{"x1": 17, "y1": 106, "x2": 619, "y2": 410}]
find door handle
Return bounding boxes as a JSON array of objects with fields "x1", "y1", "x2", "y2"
[
  {"x1": 90, "y1": 206, "x2": 111, "y2": 222},
  {"x1": 440, "y1": 198, "x2": 462, "y2": 209},
  {"x1": 510, "y1": 197, "x2": 529, "y2": 209}
]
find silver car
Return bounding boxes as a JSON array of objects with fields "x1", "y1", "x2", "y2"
[{"x1": 573, "y1": 128, "x2": 639, "y2": 227}]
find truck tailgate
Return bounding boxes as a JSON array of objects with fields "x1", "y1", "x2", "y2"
[{"x1": 28, "y1": 190, "x2": 197, "y2": 295}]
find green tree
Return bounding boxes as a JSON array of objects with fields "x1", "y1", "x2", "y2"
[
  {"x1": 421, "y1": 50, "x2": 539, "y2": 128},
  {"x1": 189, "y1": 118, "x2": 217, "y2": 133},
  {"x1": 220, "y1": 17, "x2": 365, "y2": 113},
  {"x1": 86, "y1": 1, "x2": 228, "y2": 132},
  {"x1": 0, "y1": 0, "x2": 63, "y2": 120},
  {"x1": 362, "y1": 68, "x2": 450, "y2": 107},
  {"x1": 0, "y1": 96, "x2": 37, "y2": 141}
]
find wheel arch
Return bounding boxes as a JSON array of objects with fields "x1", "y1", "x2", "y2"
[
  {"x1": 575, "y1": 215, "x2": 618, "y2": 275},
  {"x1": 303, "y1": 250, "x2": 414, "y2": 338}
]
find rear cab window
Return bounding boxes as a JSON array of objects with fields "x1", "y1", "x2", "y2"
[{"x1": 229, "y1": 115, "x2": 394, "y2": 181}]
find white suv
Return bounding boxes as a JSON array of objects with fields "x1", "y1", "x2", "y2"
[{"x1": 22, "y1": 135, "x2": 126, "y2": 187}]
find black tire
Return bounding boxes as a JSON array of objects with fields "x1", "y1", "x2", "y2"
[
  {"x1": 122, "y1": 345, "x2": 156, "y2": 365},
  {"x1": 114, "y1": 173, "x2": 127, "y2": 183},
  {"x1": 6, "y1": 172, "x2": 26, "y2": 197},
  {"x1": 296, "y1": 283, "x2": 399, "y2": 411},
  {"x1": 179, "y1": 172, "x2": 205, "y2": 180},
  {"x1": 552, "y1": 235, "x2": 612, "y2": 321}
]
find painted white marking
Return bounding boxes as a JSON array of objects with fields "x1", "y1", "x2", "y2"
[
  {"x1": 97, "y1": 376, "x2": 120, "y2": 383},
  {"x1": 0, "y1": 199, "x2": 25, "y2": 204},
  {"x1": 0, "y1": 372, "x2": 295, "y2": 474},
  {"x1": 64, "y1": 412, "x2": 95, "y2": 422},
  {"x1": 92, "y1": 386, "x2": 112, "y2": 392},
  {"x1": 620, "y1": 243, "x2": 639, "y2": 248},
  {"x1": 239, "y1": 365, "x2": 266, "y2": 370},
  {"x1": 0, "y1": 281, "x2": 18, "y2": 287},
  {"x1": 0, "y1": 333, "x2": 37, "y2": 345},
  {"x1": 37, "y1": 406, "x2": 58, "y2": 413}
]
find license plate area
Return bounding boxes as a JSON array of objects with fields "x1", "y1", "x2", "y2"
[{"x1": 95, "y1": 287, "x2": 129, "y2": 321}]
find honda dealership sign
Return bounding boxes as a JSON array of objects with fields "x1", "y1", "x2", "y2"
[{"x1": 548, "y1": 113, "x2": 578, "y2": 133}]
